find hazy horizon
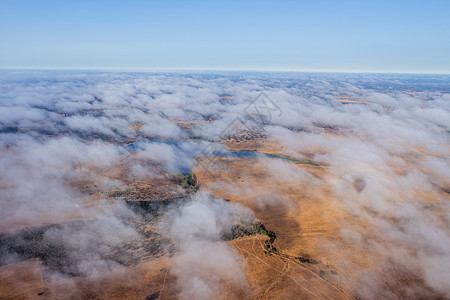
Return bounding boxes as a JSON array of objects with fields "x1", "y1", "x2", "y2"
[{"x1": 1, "y1": 68, "x2": 449, "y2": 75}]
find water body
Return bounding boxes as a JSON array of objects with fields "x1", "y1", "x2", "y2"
[
  {"x1": 217, "y1": 150, "x2": 288, "y2": 159},
  {"x1": 124, "y1": 140, "x2": 191, "y2": 152},
  {"x1": 217, "y1": 150, "x2": 323, "y2": 166},
  {"x1": 123, "y1": 141, "x2": 322, "y2": 170},
  {"x1": 127, "y1": 142, "x2": 286, "y2": 160}
]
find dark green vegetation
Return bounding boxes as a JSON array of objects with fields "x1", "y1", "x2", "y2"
[
  {"x1": 293, "y1": 255, "x2": 339, "y2": 280},
  {"x1": 0, "y1": 196, "x2": 269, "y2": 278},
  {"x1": 222, "y1": 220, "x2": 278, "y2": 254},
  {"x1": 0, "y1": 214, "x2": 172, "y2": 277},
  {"x1": 145, "y1": 291, "x2": 161, "y2": 300},
  {"x1": 174, "y1": 171, "x2": 198, "y2": 194},
  {"x1": 263, "y1": 228, "x2": 278, "y2": 254},
  {"x1": 223, "y1": 221, "x2": 266, "y2": 240},
  {"x1": 296, "y1": 256, "x2": 320, "y2": 264}
]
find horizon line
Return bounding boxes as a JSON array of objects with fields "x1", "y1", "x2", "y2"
[{"x1": 0, "y1": 67, "x2": 449, "y2": 75}]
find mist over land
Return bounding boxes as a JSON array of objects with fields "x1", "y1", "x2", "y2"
[{"x1": 0, "y1": 71, "x2": 449, "y2": 299}]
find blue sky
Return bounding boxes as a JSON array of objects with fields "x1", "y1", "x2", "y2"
[{"x1": 0, "y1": 0, "x2": 449, "y2": 73}]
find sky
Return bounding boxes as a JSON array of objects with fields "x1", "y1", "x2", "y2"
[{"x1": 0, "y1": 0, "x2": 449, "y2": 73}]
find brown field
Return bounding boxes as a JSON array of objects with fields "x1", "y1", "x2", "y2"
[{"x1": 1, "y1": 135, "x2": 448, "y2": 299}]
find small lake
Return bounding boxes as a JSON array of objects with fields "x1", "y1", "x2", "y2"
[
  {"x1": 123, "y1": 140, "x2": 320, "y2": 172},
  {"x1": 123, "y1": 140, "x2": 197, "y2": 152},
  {"x1": 216, "y1": 150, "x2": 289, "y2": 159}
]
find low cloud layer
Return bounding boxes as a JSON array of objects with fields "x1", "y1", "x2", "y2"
[
  {"x1": 164, "y1": 193, "x2": 252, "y2": 299},
  {"x1": 0, "y1": 70, "x2": 449, "y2": 298}
]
